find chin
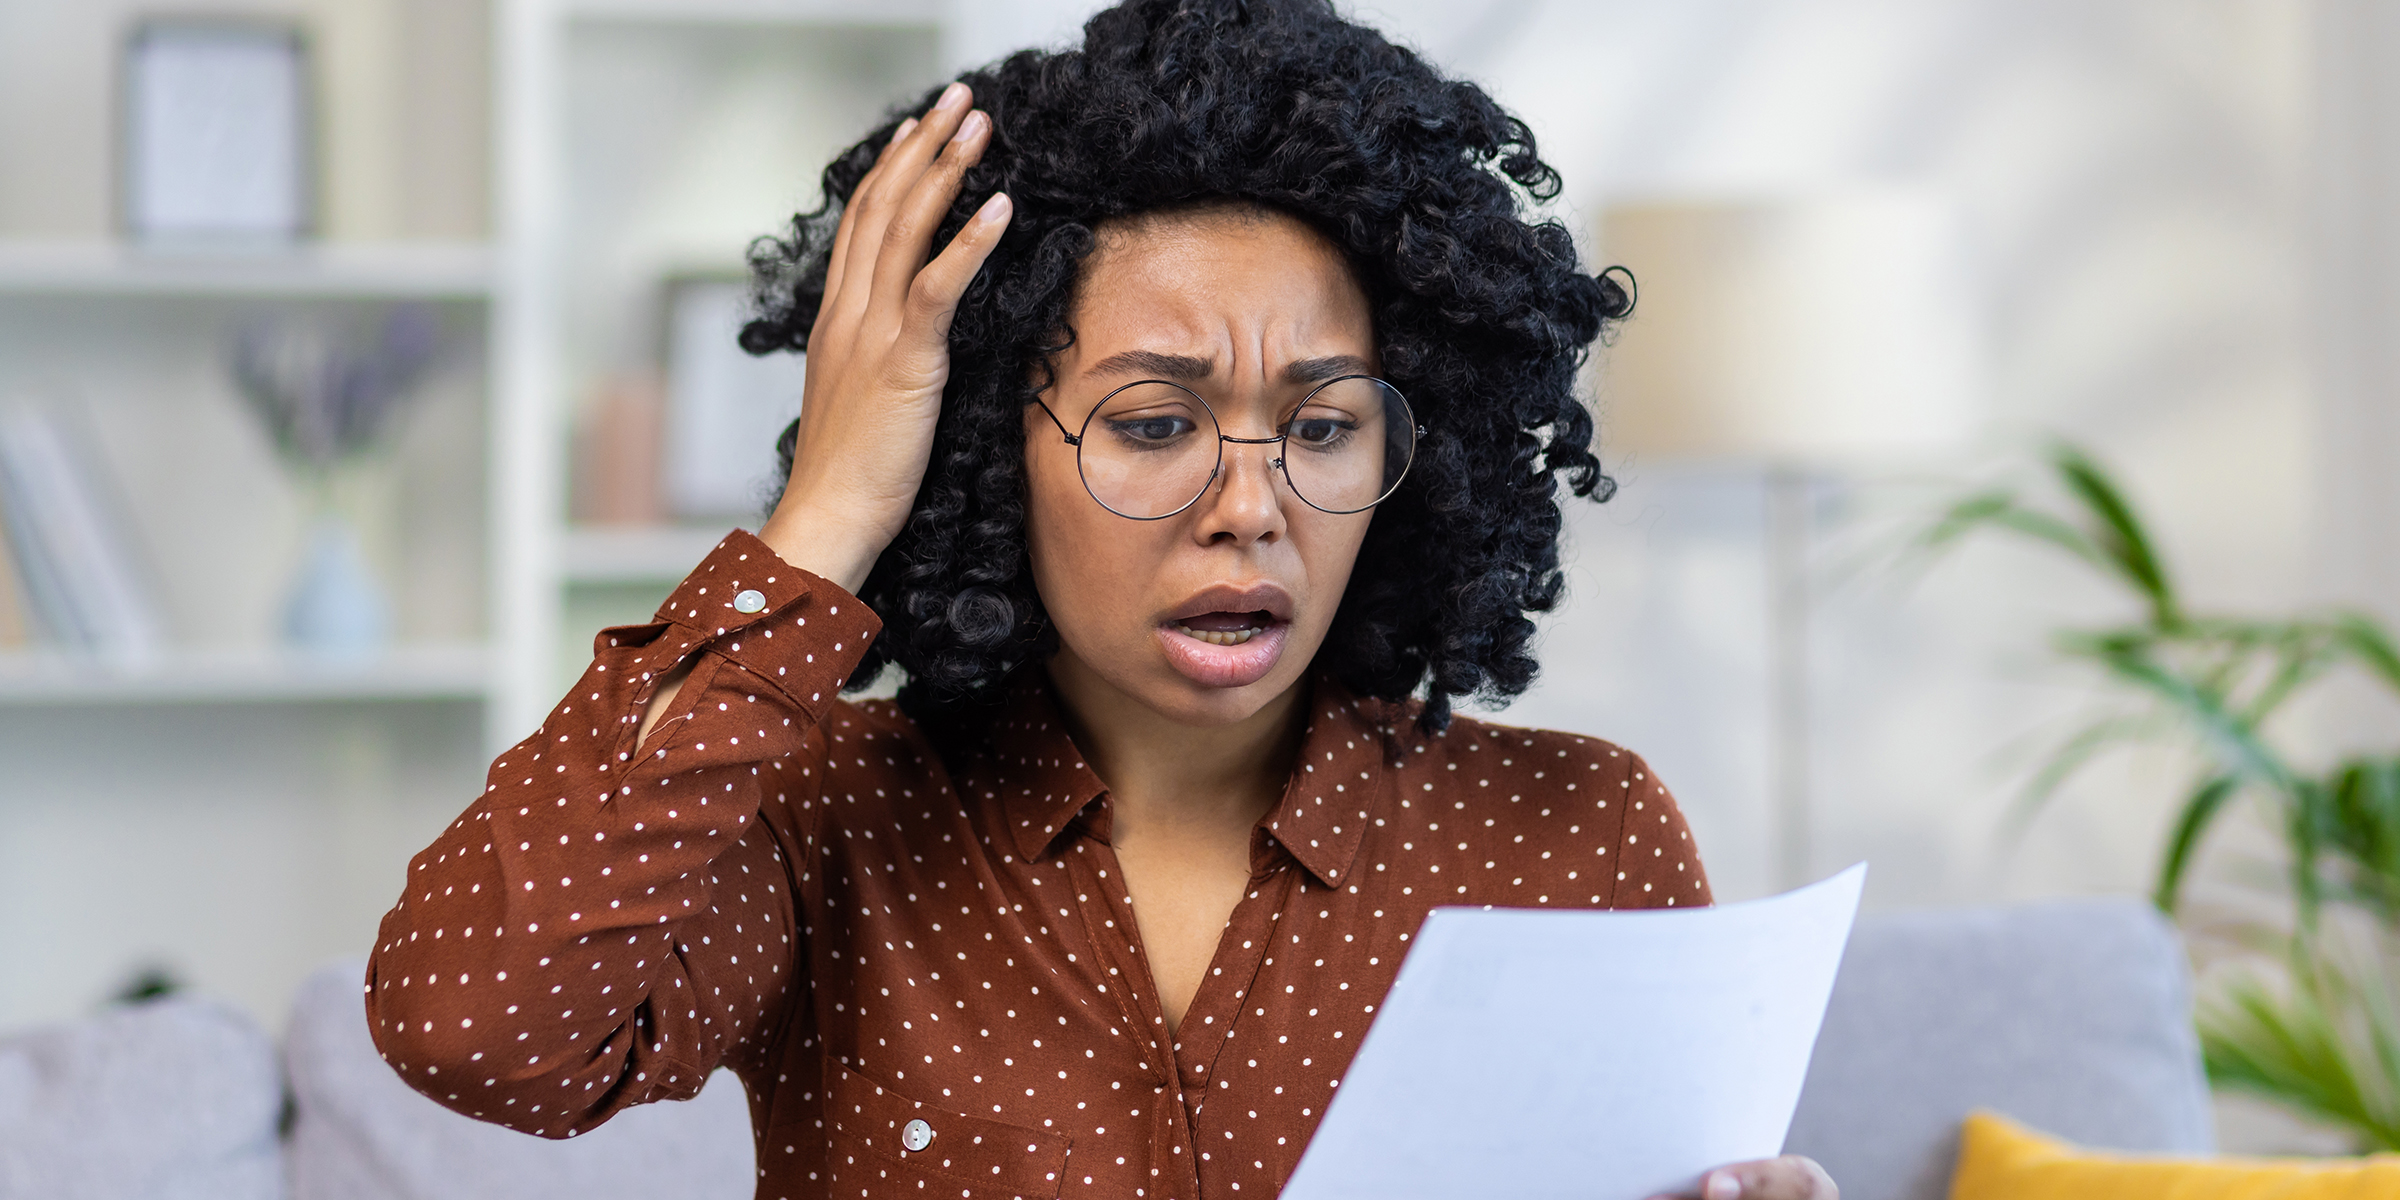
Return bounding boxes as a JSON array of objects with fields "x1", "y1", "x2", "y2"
[{"x1": 1140, "y1": 670, "x2": 1307, "y2": 728}]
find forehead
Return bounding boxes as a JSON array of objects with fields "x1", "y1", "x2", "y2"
[{"x1": 1065, "y1": 207, "x2": 1372, "y2": 363}]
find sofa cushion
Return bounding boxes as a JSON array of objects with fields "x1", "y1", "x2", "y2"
[
  {"x1": 283, "y1": 959, "x2": 754, "y2": 1200},
  {"x1": 1951, "y1": 1110, "x2": 2400, "y2": 1199},
  {"x1": 1783, "y1": 899, "x2": 2214, "y2": 1200},
  {"x1": 0, "y1": 995, "x2": 284, "y2": 1200}
]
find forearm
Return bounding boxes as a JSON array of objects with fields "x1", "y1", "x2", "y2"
[{"x1": 366, "y1": 530, "x2": 880, "y2": 1134}]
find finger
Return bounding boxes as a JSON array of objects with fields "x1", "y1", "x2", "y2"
[
  {"x1": 823, "y1": 113, "x2": 932, "y2": 331},
  {"x1": 865, "y1": 109, "x2": 994, "y2": 326},
  {"x1": 828, "y1": 83, "x2": 974, "y2": 322},
  {"x1": 820, "y1": 117, "x2": 917, "y2": 310},
  {"x1": 1699, "y1": 1157, "x2": 1836, "y2": 1200},
  {"x1": 893, "y1": 191, "x2": 1012, "y2": 360}
]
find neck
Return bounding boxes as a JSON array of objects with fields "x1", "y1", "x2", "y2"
[{"x1": 1044, "y1": 653, "x2": 1308, "y2": 842}]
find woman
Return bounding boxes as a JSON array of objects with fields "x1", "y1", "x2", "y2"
[{"x1": 369, "y1": 3, "x2": 1834, "y2": 1198}]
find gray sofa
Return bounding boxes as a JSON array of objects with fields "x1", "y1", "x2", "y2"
[{"x1": 0, "y1": 899, "x2": 2212, "y2": 1200}]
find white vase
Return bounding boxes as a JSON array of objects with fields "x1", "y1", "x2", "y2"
[{"x1": 282, "y1": 514, "x2": 390, "y2": 656}]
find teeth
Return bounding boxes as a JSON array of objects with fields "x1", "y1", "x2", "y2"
[{"x1": 1174, "y1": 624, "x2": 1259, "y2": 646}]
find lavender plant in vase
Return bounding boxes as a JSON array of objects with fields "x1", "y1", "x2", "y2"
[{"x1": 232, "y1": 305, "x2": 440, "y2": 657}]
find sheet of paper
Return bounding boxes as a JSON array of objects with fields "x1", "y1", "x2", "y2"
[{"x1": 1281, "y1": 863, "x2": 1866, "y2": 1200}]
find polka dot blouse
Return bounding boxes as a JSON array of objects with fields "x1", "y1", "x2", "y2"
[{"x1": 367, "y1": 529, "x2": 1711, "y2": 1200}]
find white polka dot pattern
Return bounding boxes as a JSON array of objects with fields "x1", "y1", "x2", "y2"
[{"x1": 366, "y1": 529, "x2": 1712, "y2": 1200}]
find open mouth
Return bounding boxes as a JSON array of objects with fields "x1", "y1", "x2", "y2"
[
  {"x1": 1156, "y1": 584, "x2": 1294, "y2": 689},
  {"x1": 1170, "y1": 610, "x2": 1275, "y2": 646}
]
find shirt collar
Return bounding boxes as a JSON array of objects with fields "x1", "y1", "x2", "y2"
[
  {"x1": 985, "y1": 677, "x2": 1113, "y2": 863},
  {"x1": 986, "y1": 672, "x2": 1402, "y2": 888}
]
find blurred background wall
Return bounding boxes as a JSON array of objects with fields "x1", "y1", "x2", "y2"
[{"x1": 0, "y1": 0, "x2": 2389, "y2": 1147}]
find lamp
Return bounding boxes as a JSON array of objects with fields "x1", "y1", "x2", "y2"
[{"x1": 1596, "y1": 193, "x2": 1980, "y2": 889}]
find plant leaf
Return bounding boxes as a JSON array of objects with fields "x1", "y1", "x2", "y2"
[
  {"x1": 2050, "y1": 442, "x2": 2182, "y2": 628},
  {"x1": 2332, "y1": 613, "x2": 2400, "y2": 700},
  {"x1": 2002, "y1": 714, "x2": 2160, "y2": 841},
  {"x1": 1913, "y1": 487, "x2": 2112, "y2": 573},
  {"x1": 2154, "y1": 774, "x2": 2240, "y2": 914},
  {"x1": 2200, "y1": 959, "x2": 2400, "y2": 1151},
  {"x1": 2091, "y1": 646, "x2": 2296, "y2": 792}
]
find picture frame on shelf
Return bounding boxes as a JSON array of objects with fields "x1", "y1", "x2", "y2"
[{"x1": 120, "y1": 17, "x2": 314, "y2": 249}]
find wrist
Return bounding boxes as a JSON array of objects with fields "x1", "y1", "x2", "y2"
[{"x1": 756, "y1": 495, "x2": 885, "y2": 596}]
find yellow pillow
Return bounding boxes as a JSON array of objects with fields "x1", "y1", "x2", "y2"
[{"x1": 1950, "y1": 1110, "x2": 2400, "y2": 1200}]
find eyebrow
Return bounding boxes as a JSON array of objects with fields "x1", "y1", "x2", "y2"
[
  {"x1": 1082, "y1": 351, "x2": 1373, "y2": 384},
  {"x1": 1086, "y1": 350, "x2": 1214, "y2": 381},
  {"x1": 1282, "y1": 355, "x2": 1373, "y2": 385}
]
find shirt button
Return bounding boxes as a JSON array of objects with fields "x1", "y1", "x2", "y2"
[
  {"x1": 900, "y1": 1118, "x2": 935, "y2": 1153},
  {"x1": 732, "y1": 589, "x2": 767, "y2": 614}
]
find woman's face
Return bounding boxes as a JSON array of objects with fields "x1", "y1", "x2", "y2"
[{"x1": 1026, "y1": 207, "x2": 1379, "y2": 728}]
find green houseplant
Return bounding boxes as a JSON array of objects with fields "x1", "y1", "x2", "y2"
[{"x1": 1918, "y1": 442, "x2": 2400, "y2": 1150}]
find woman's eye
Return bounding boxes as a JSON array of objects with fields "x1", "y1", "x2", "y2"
[
  {"x1": 1287, "y1": 418, "x2": 1355, "y2": 447},
  {"x1": 1106, "y1": 415, "x2": 1197, "y2": 444}
]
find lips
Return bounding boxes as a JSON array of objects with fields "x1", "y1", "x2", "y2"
[
  {"x1": 1157, "y1": 582, "x2": 1296, "y2": 688},
  {"x1": 1166, "y1": 583, "x2": 1294, "y2": 626}
]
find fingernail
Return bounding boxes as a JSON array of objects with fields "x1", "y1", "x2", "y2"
[
  {"x1": 936, "y1": 81, "x2": 969, "y2": 111},
  {"x1": 1705, "y1": 1173, "x2": 1741, "y2": 1200},
  {"x1": 952, "y1": 110, "x2": 988, "y2": 143},
  {"x1": 891, "y1": 117, "x2": 917, "y2": 143},
  {"x1": 976, "y1": 192, "x2": 1012, "y2": 224}
]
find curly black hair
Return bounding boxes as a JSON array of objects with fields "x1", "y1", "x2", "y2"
[{"x1": 741, "y1": 0, "x2": 1631, "y2": 736}]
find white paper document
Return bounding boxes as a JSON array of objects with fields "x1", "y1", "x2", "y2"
[{"x1": 1281, "y1": 864, "x2": 1866, "y2": 1200}]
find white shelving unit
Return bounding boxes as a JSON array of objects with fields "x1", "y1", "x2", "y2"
[
  {"x1": 562, "y1": 0, "x2": 942, "y2": 21},
  {"x1": 0, "y1": 245, "x2": 502, "y2": 718},
  {"x1": 0, "y1": 643, "x2": 488, "y2": 706},
  {"x1": 0, "y1": 1, "x2": 1016, "y2": 748},
  {"x1": 0, "y1": 241, "x2": 494, "y2": 299}
]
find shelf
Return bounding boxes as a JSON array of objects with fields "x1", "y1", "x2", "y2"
[
  {"x1": 0, "y1": 643, "x2": 489, "y2": 705},
  {"x1": 562, "y1": 525, "x2": 733, "y2": 585},
  {"x1": 562, "y1": 0, "x2": 940, "y2": 26},
  {"x1": 0, "y1": 241, "x2": 495, "y2": 299}
]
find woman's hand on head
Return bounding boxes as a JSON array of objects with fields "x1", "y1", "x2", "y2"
[
  {"x1": 757, "y1": 81, "x2": 1013, "y2": 594},
  {"x1": 1647, "y1": 1156, "x2": 1837, "y2": 1200}
]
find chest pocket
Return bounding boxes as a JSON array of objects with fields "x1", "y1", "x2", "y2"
[{"x1": 824, "y1": 1061, "x2": 1072, "y2": 1200}]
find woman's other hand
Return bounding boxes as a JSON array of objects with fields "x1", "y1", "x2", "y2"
[
  {"x1": 1647, "y1": 1156, "x2": 1838, "y2": 1200},
  {"x1": 757, "y1": 81, "x2": 1013, "y2": 594}
]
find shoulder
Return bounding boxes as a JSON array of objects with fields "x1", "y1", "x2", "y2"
[
  {"x1": 1394, "y1": 708, "x2": 1662, "y2": 800},
  {"x1": 810, "y1": 696, "x2": 948, "y2": 781},
  {"x1": 777, "y1": 695, "x2": 953, "y2": 823},
  {"x1": 818, "y1": 694, "x2": 920, "y2": 749},
  {"x1": 1383, "y1": 710, "x2": 1708, "y2": 909}
]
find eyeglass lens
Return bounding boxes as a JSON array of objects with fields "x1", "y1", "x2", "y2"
[{"x1": 1073, "y1": 377, "x2": 1414, "y2": 519}]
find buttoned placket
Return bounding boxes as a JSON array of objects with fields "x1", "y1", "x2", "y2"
[
  {"x1": 1055, "y1": 802, "x2": 1309, "y2": 1200},
  {"x1": 979, "y1": 681, "x2": 1393, "y2": 1198}
]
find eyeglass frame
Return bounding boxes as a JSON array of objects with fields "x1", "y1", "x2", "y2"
[{"x1": 1029, "y1": 374, "x2": 1425, "y2": 521}]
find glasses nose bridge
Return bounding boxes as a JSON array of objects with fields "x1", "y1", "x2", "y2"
[{"x1": 1215, "y1": 427, "x2": 1290, "y2": 487}]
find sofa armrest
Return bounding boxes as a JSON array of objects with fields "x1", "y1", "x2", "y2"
[
  {"x1": 0, "y1": 994, "x2": 284, "y2": 1199},
  {"x1": 1782, "y1": 898, "x2": 2214, "y2": 1200},
  {"x1": 282, "y1": 958, "x2": 754, "y2": 1200}
]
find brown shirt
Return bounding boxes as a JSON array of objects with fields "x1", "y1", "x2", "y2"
[{"x1": 367, "y1": 529, "x2": 1710, "y2": 1200}]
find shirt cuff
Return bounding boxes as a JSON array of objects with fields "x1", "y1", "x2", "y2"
[{"x1": 652, "y1": 528, "x2": 885, "y2": 712}]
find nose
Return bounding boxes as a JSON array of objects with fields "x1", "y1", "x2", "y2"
[{"x1": 1193, "y1": 435, "x2": 1289, "y2": 545}]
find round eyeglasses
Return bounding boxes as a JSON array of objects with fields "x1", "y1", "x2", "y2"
[{"x1": 1032, "y1": 375, "x2": 1420, "y2": 520}]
